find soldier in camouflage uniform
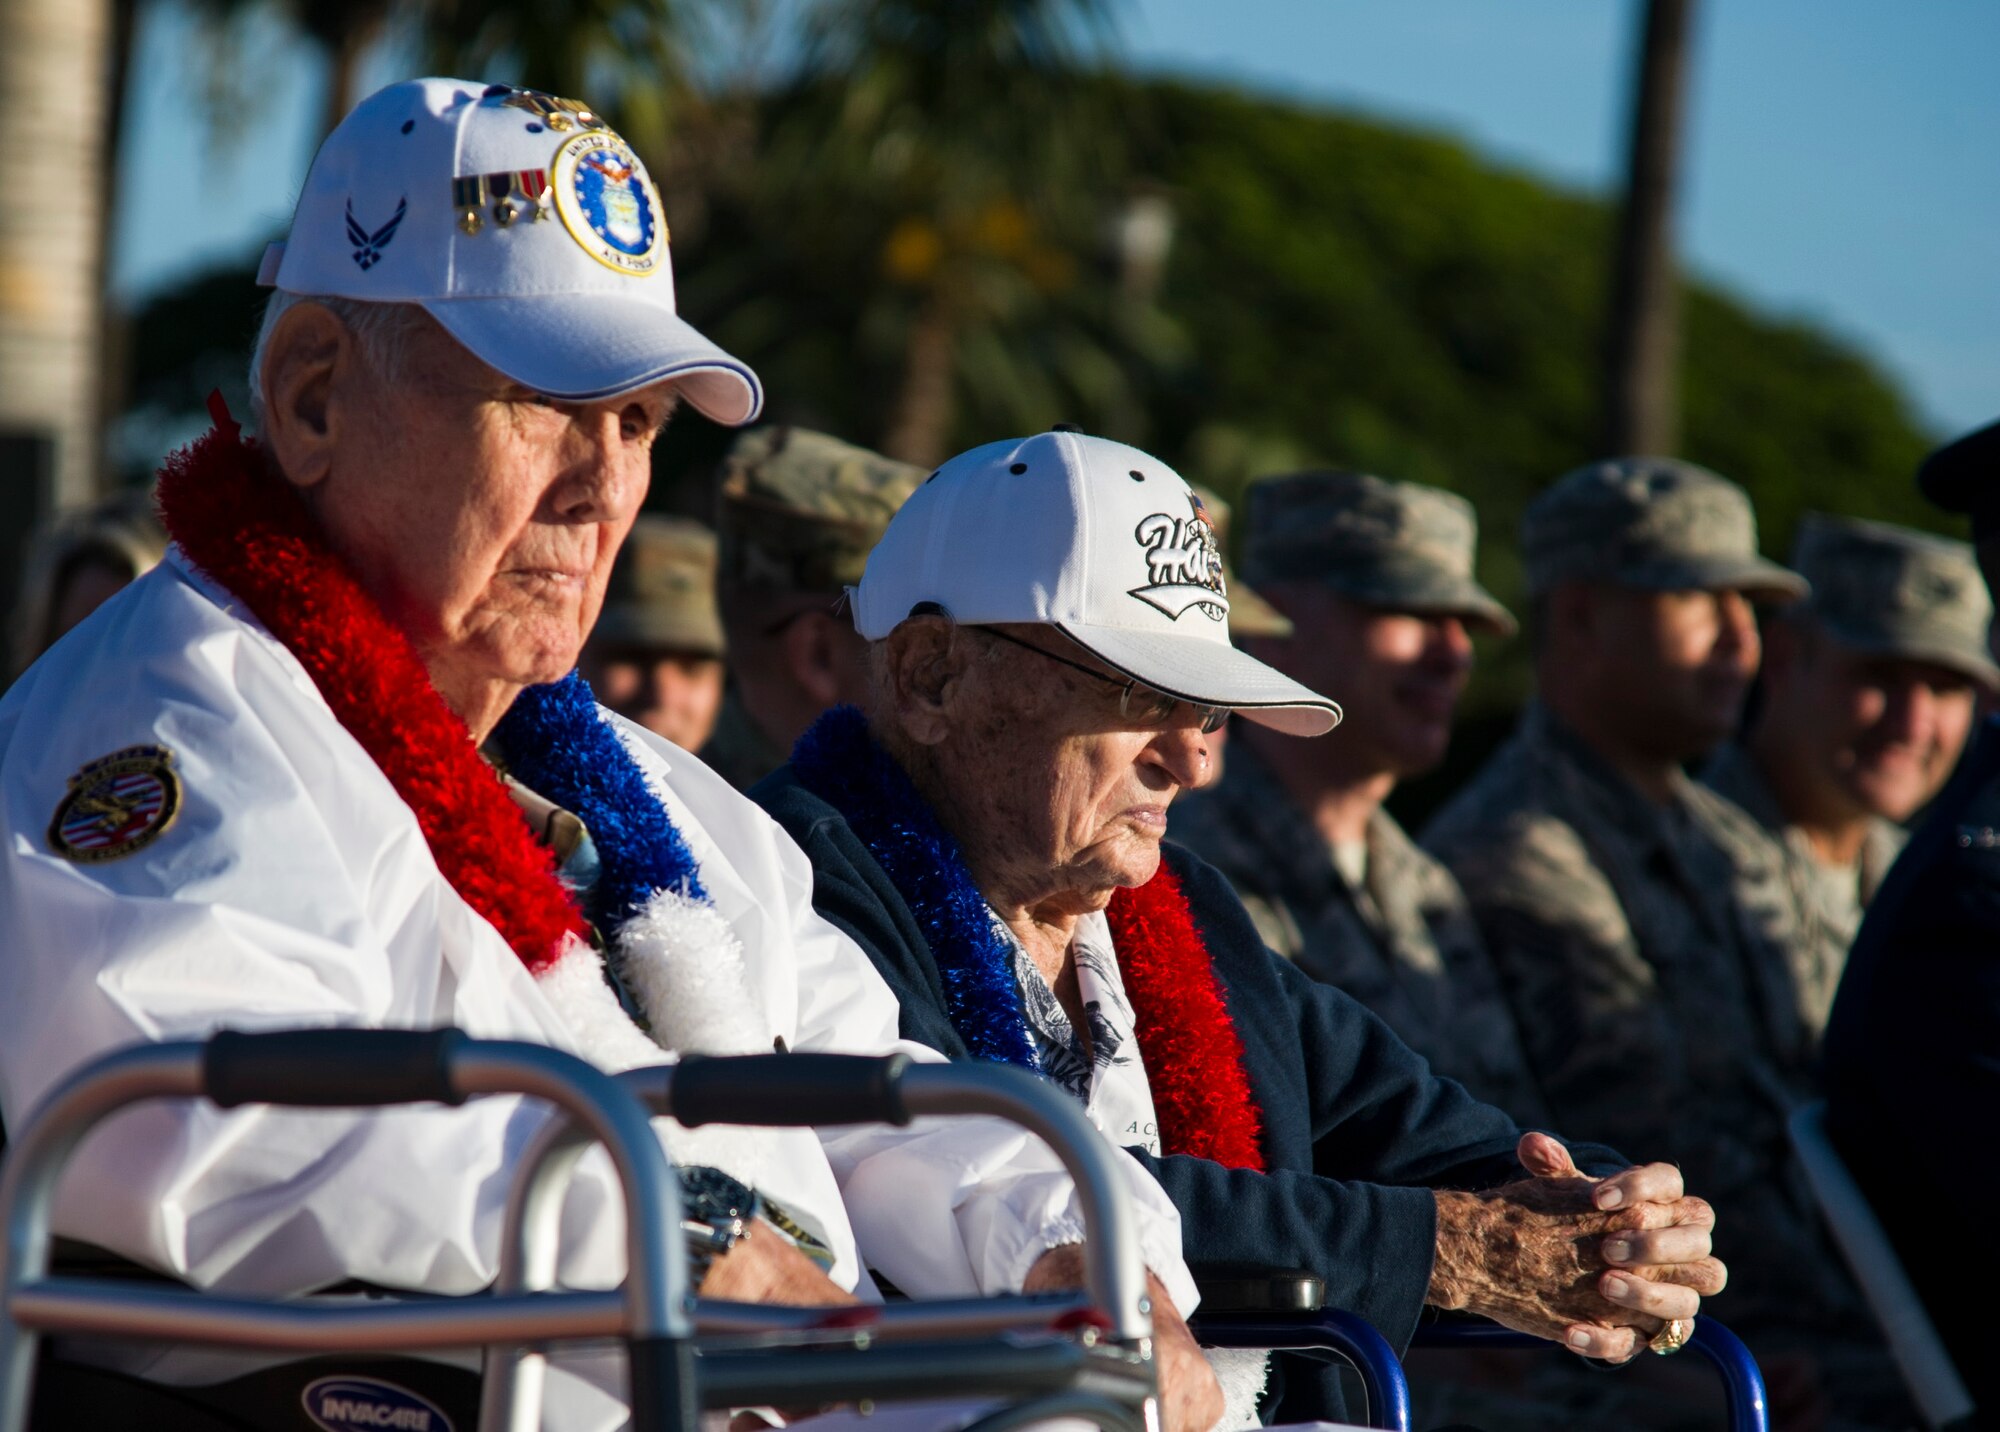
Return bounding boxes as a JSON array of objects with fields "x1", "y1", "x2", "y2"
[
  {"x1": 1705, "y1": 515, "x2": 1995, "y2": 1038},
  {"x1": 1421, "y1": 461, "x2": 1904, "y2": 1409},
  {"x1": 1172, "y1": 470, "x2": 1552, "y2": 1126},
  {"x1": 704, "y1": 426, "x2": 926, "y2": 790}
]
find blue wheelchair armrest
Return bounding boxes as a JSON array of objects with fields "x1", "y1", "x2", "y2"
[
  {"x1": 1190, "y1": 1308, "x2": 1413, "y2": 1432},
  {"x1": 1410, "y1": 1315, "x2": 1769, "y2": 1432}
]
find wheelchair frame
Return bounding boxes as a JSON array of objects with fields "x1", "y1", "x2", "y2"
[
  {"x1": 485, "y1": 1051, "x2": 1160, "y2": 1431},
  {"x1": 0, "y1": 1028, "x2": 1781, "y2": 1432},
  {"x1": 0, "y1": 1032, "x2": 1158, "y2": 1432}
]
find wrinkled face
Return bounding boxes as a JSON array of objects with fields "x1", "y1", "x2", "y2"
[
  {"x1": 1587, "y1": 585, "x2": 1761, "y2": 761},
  {"x1": 304, "y1": 316, "x2": 673, "y2": 706},
  {"x1": 1772, "y1": 627, "x2": 1979, "y2": 822},
  {"x1": 1254, "y1": 584, "x2": 1474, "y2": 779},
  {"x1": 584, "y1": 644, "x2": 727, "y2": 753},
  {"x1": 930, "y1": 626, "x2": 1212, "y2": 908}
]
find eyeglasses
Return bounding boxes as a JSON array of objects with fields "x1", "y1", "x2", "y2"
[{"x1": 977, "y1": 627, "x2": 1229, "y2": 734}]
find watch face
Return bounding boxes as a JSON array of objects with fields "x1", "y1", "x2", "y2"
[{"x1": 677, "y1": 1164, "x2": 757, "y2": 1223}]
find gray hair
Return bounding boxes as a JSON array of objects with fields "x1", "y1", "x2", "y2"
[
  {"x1": 865, "y1": 607, "x2": 1023, "y2": 706},
  {"x1": 246, "y1": 292, "x2": 431, "y2": 431}
]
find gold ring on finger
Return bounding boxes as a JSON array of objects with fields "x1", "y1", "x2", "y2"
[{"x1": 1648, "y1": 1317, "x2": 1691, "y2": 1356}]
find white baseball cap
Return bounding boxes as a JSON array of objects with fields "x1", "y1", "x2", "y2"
[
  {"x1": 851, "y1": 429, "x2": 1342, "y2": 736},
  {"x1": 257, "y1": 78, "x2": 761, "y2": 425}
]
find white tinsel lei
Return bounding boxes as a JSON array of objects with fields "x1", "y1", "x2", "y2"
[
  {"x1": 1208, "y1": 1347, "x2": 1271, "y2": 1431},
  {"x1": 530, "y1": 735, "x2": 778, "y2": 1192}
]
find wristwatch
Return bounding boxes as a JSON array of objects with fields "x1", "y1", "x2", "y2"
[{"x1": 677, "y1": 1165, "x2": 759, "y2": 1288}]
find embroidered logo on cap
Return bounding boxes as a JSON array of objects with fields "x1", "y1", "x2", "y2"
[
  {"x1": 344, "y1": 197, "x2": 407, "y2": 271},
  {"x1": 48, "y1": 745, "x2": 182, "y2": 863},
  {"x1": 551, "y1": 129, "x2": 665, "y2": 276},
  {"x1": 1129, "y1": 492, "x2": 1229, "y2": 622}
]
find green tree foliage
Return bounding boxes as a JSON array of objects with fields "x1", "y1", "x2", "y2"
[
  {"x1": 1123, "y1": 79, "x2": 1940, "y2": 742},
  {"x1": 700, "y1": 0, "x2": 1141, "y2": 466},
  {"x1": 1680, "y1": 290, "x2": 1940, "y2": 544},
  {"x1": 666, "y1": 77, "x2": 1942, "y2": 707},
  {"x1": 126, "y1": 71, "x2": 1942, "y2": 702},
  {"x1": 1122, "y1": 79, "x2": 1938, "y2": 571}
]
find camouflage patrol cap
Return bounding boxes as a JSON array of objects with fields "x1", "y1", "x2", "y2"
[
  {"x1": 716, "y1": 426, "x2": 926, "y2": 593},
  {"x1": 1188, "y1": 484, "x2": 1293, "y2": 639},
  {"x1": 594, "y1": 515, "x2": 725, "y2": 656},
  {"x1": 1522, "y1": 457, "x2": 1807, "y2": 601},
  {"x1": 1790, "y1": 513, "x2": 1999, "y2": 691},
  {"x1": 1239, "y1": 469, "x2": 1516, "y2": 636}
]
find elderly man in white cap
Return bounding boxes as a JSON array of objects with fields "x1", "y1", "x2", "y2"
[
  {"x1": 752, "y1": 427, "x2": 1731, "y2": 1427},
  {"x1": 0, "y1": 83, "x2": 1219, "y2": 1431}
]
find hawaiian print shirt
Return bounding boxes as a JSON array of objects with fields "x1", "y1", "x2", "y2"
[{"x1": 995, "y1": 909, "x2": 1165, "y2": 1158}]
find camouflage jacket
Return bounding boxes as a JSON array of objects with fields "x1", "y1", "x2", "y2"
[
  {"x1": 1702, "y1": 742, "x2": 1905, "y2": 1040},
  {"x1": 1170, "y1": 741, "x2": 1552, "y2": 1127},
  {"x1": 1422, "y1": 703, "x2": 1859, "y2": 1334}
]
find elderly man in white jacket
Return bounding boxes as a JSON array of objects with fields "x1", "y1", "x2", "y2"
[{"x1": 0, "y1": 79, "x2": 1218, "y2": 1432}]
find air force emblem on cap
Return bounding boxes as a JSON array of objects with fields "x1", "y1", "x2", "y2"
[
  {"x1": 552, "y1": 130, "x2": 665, "y2": 275},
  {"x1": 1129, "y1": 492, "x2": 1230, "y2": 622},
  {"x1": 344, "y1": 196, "x2": 407, "y2": 271},
  {"x1": 48, "y1": 745, "x2": 182, "y2": 864}
]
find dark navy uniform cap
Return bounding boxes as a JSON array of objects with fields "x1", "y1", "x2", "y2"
[{"x1": 1919, "y1": 416, "x2": 2000, "y2": 538}]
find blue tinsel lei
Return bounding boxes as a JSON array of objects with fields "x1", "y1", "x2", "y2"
[
  {"x1": 790, "y1": 706, "x2": 1041, "y2": 1073},
  {"x1": 495, "y1": 671, "x2": 710, "y2": 930}
]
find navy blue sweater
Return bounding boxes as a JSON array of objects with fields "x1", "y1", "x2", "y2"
[{"x1": 754, "y1": 766, "x2": 1625, "y2": 1422}]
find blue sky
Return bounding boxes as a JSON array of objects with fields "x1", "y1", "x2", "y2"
[{"x1": 113, "y1": 0, "x2": 2000, "y2": 436}]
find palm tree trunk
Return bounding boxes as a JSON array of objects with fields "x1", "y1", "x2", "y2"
[
  {"x1": 95, "y1": 0, "x2": 140, "y2": 473},
  {"x1": 881, "y1": 292, "x2": 958, "y2": 468},
  {"x1": 1603, "y1": 0, "x2": 1697, "y2": 456},
  {"x1": 0, "y1": 0, "x2": 112, "y2": 511}
]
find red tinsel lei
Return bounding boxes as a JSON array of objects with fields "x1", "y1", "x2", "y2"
[
  {"x1": 155, "y1": 398, "x2": 589, "y2": 973},
  {"x1": 1106, "y1": 866, "x2": 1266, "y2": 1171}
]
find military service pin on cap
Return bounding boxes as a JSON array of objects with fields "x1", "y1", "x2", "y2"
[
  {"x1": 257, "y1": 78, "x2": 761, "y2": 425},
  {"x1": 850, "y1": 429, "x2": 1342, "y2": 736},
  {"x1": 1522, "y1": 457, "x2": 1807, "y2": 600}
]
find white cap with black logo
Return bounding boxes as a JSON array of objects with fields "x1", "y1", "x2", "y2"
[
  {"x1": 257, "y1": 77, "x2": 761, "y2": 425},
  {"x1": 850, "y1": 428, "x2": 1342, "y2": 736}
]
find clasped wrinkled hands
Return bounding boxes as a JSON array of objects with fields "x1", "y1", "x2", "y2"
[{"x1": 1431, "y1": 1132, "x2": 1727, "y2": 1363}]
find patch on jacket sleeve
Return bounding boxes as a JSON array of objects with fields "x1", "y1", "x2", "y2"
[{"x1": 47, "y1": 745, "x2": 182, "y2": 863}]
